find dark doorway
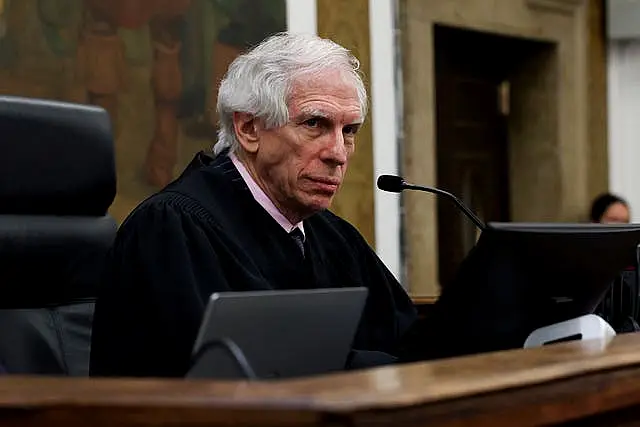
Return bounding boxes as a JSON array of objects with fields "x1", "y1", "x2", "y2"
[{"x1": 434, "y1": 25, "x2": 541, "y2": 288}]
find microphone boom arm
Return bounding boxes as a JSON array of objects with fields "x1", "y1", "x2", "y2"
[{"x1": 404, "y1": 184, "x2": 487, "y2": 231}]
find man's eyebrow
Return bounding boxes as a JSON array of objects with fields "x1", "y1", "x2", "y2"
[
  {"x1": 294, "y1": 108, "x2": 363, "y2": 124},
  {"x1": 295, "y1": 108, "x2": 331, "y2": 119}
]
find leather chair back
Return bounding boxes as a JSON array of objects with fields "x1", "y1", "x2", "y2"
[{"x1": 0, "y1": 96, "x2": 117, "y2": 375}]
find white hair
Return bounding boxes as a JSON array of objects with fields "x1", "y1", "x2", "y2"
[{"x1": 213, "y1": 32, "x2": 368, "y2": 155}]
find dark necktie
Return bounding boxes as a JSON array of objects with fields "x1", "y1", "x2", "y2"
[{"x1": 289, "y1": 228, "x2": 305, "y2": 257}]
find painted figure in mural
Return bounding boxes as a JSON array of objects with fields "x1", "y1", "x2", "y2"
[
  {"x1": 76, "y1": 0, "x2": 191, "y2": 188},
  {"x1": 75, "y1": 0, "x2": 284, "y2": 188},
  {"x1": 0, "y1": 0, "x2": 8, "y2": 39},
  {"x1": 38, "y1": 0, "x2": 82, "y2": 57},
  {"x1": 207, "y1": 0, "x2": 286, "y2": 126},
  {"x1": 31, "y1": 0, "x2": 285, "y2": 190},
  {"x1": 0, "y1": 0, "x2": 14, "y2": 65}
]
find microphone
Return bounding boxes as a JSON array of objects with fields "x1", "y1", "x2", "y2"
[{"x1": 377, "y1": 174, "x2": 486, "y2": 230}]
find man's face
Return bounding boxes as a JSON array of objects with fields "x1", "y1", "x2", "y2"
[{"x1": 237, "y1": 70, "x2": 363, "y2": 222}]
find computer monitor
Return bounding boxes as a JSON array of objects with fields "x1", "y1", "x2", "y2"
[{"x1": 419, "y1": 222, "x2": 640, "y2": 360}]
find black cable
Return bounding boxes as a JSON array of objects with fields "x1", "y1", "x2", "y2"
[{"x1": 189, "y1": 337, "x2": 258, "y2": 380}]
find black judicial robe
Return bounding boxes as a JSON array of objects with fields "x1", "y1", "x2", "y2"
[{"x1": 89, "y1": 152, "x2": 418, "y2": 377}]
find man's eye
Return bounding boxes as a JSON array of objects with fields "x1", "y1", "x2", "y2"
[
  {"x1": 343, "y1": 125, "x2": 359, "y2": 135},
  {"x1": 305, "y1": 118, "x2": 319, "y2": 128}
]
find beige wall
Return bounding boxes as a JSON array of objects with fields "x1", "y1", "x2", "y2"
[
  {"x1": 587, "y1": 0, "x2": 609, "y2": 199},
  {"x1": 317, "y1": 0, "x2": 376, "y2": 247},
  {"x1": 400, "y1": 0, "x2": 608, "y2": 296}
]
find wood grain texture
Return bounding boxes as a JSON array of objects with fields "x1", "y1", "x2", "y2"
[
  {"x1": 398, "y1": 0, "x2": 440, "y2": 296},
  {"x1": 5, "y1": 334, "x2": 640, "y2": 425},
  {"x1": 411, "y1": 296, "x2": 437, "y2": 305},
  {"x1": 317, "y1": 0, "x2": 375, "y2": 247}
]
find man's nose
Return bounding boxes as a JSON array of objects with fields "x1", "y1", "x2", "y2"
[{"x1": 321, "y1": 129, "x2": 348, "y2": 165}]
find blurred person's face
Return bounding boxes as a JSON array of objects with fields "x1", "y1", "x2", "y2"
[{"x1": 600, "y1": 202, "x2": 630, "y2": 224}]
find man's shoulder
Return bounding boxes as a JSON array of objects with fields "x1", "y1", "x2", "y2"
[
  {"x1": 118, "y1": 155, "x2": 247, "y2": 242},
  {"x1": 127, "y1": 152, "x2": 236, "y2": 224},
  {"x1": 120, "y1": 189, "x2": 211, "y2": 233},
  {"x1": 166, "y1": 151, "x2": 232, "y2": 199},
  {"x1": 140, "y1": 188, "x2": 206, "y2": 216}
]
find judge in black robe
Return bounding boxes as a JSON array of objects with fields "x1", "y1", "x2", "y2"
[
  {"x1": 90, "y1": 32, "x2": 422, "y2": 377},
  {"x1": 90, "y1": 152, "x2": 419, "y2": 377}
]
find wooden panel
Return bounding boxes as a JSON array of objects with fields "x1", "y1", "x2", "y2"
[
  {"x1": 317, "y1": 0, "x2": 375, "y2": 247},
  {"x1": 434, "y1": 26, "x2": 513, "y2": 288},
  {"x1": 5, "y1": 334, "x2": 640, "y2": 425},
  {"x1": 412, "y1": 296, "x2": 438, "y2": 305},
  {"x1": 399, "y1": 0, "x2": 599, "y2": 295},
  {"x1": 400, "y1": 0, "x2": 440, "y2": 296},
  {"x1": 587, "y1": 0, "x2": 609, "y2": 204}
]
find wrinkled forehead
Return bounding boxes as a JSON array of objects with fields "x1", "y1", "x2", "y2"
[{"x1": 287, "y1": 72, "x2": 364, "y2": 123}]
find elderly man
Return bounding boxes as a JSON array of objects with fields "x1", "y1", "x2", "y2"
[{"x1": 90, "y1": 32, "x2": 420, "y2": 377}]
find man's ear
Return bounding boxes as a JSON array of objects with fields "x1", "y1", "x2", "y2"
[{"x1": 232, "y1": 112, "x2": 260, "y2": 154}]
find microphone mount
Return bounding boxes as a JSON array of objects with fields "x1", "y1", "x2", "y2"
[{"x1": 377, "y1": 175, "x2": 486, "y2": 231}]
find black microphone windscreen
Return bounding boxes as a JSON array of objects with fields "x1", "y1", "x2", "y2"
[{"x1": 377, "y1": 175, "x2": 405, "y2": 193}]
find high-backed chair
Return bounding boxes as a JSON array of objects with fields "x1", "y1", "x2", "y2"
[{"x1": 0, "y1": 96, "x2": 117, "y2": 376}]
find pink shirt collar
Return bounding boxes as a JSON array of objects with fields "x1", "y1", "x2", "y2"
[{"x1": 229, "y1": 152, "x2": 305, "y2": 238}]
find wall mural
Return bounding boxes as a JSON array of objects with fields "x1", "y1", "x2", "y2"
[{"x1": 0, "y1": 0, "x2": 286, "y2": 223}]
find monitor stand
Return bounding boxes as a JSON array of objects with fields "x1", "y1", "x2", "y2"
[{"x1": 523, "y1": 314, "x2": 616, "y2": 348}]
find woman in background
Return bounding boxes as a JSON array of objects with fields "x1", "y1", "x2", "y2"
[
  {"x1": 591, "y1": 193, "x2": 638, "y2": 332},
  {"x1": 590, "y1": 193, "x2": 631, "y2": 224}
]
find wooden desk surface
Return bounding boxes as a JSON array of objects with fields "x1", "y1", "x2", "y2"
[
  {"x1": 411, "y1": 295, "x2": 438, "y2": 305},
  {"x1": 4, "y1": 333, "x2": 640, "y2": 426}
]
